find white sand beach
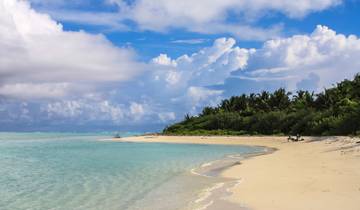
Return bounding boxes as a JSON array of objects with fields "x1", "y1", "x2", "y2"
[{"x1": 115, "y1": 135, "x2": 360, "y2": 210}]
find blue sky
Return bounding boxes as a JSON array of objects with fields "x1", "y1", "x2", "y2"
[
  {"x1": 1, "y1": 0, "x2": 360, "y2": 131},
  {"x1": 35, "y1": 0, "x2": 360, "y2": 59}
]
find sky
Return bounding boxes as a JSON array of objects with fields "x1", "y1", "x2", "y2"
[{"x1": 1, "y1": 0, "x2": 360, "y2": 132}]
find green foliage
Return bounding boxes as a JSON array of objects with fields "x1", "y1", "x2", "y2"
[{"x1": 163, "y1": 74, "x2": 360, "y2": 136}]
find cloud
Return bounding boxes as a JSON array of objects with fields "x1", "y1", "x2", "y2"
[
  {"x1": 0, "y1": 0, "x2": 143, "y2": 99},
  {"x1": 191, "y1": 23, "x2": 284, "y2": 41},
  {"x1": 296, "y1": 73, "x2": 320, "y2": 90},
  {"x1": 34, "y1": 0, "x2": 341, "y2": 19},
  {"x1": 39, "y1": 98, "x2": 174, "y2": 126},
  {"x1": 130, "y1": 102, "x2": 146, "y2": 121},
  {"x1": 0, "y1": 83, "x2": 70, "y2": 99},
  {"x1": 171, "y1": 39, "x2": 209, "y2": 44},
  {"x1": 30, "y1": 0, "x2": 342, "y2": 41},
  {"x1": 45, "y1": 9, "x2": 128, "y2": 31},
  {"x1": 158, "y1": 112, "x2": 176, "y2": 122},
  {"x1": 151, "y1": 54, "x2": 177, "y2": 67},
  {"x1": 186, "y1": 87, "x2": 223, "y2": 112},
  {"x1": 236, "y1": 25, "x2": 360, "y2": 92},
  {"x1": 151, "y1": 37, "x2": 252, "y2": 87},
  {"x1": 43, "y1": 99, "x2": 126, "y2": 123},
  {"x1": 133, "y1": 37, "x2": 252, "y2": 116},
  {"x1": 121, "y1": 0, "x2": 340, "y2": 29}
]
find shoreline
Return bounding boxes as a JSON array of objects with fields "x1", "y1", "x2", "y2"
[
  {"x1": 188, "y1": 146, "x2": 276, "y2": 210},
  {"x1": 113, "y1": 135, "x2": 360, "y2": 210}
]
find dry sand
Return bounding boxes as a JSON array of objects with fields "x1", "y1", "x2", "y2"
[{"x1": 113, "y1": 135, "x2": 360, "y2": 210}]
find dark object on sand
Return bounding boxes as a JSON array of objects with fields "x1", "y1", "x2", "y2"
[
  {"x1": 356, "y1": 141, "x2": 360, "y2": 144},
  {"x1": 114, "y1": 133, "x2": 122, "y2": 138},
  {"x1": 288, "y1": 134, "x2": 304, "y2": 142}
]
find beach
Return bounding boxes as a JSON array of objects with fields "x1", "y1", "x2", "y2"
[{"x1": 116, "y1": 135, "x2": 360, "y2": 210}]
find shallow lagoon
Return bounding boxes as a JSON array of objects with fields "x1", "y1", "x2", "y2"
[{"x1": 0, "y1": 133, "x2": 261, "y2": 210}]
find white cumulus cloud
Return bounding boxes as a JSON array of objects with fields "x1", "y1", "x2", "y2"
[
  {"x1": 151, "y1": 37, "x2": 252, "y2": 87},
  {"x1": 0, "y1": 0, "x2": 143, "y2": 99},
  {"x1": 240, "y1": 25, "x2": 360, "y2": 91}
]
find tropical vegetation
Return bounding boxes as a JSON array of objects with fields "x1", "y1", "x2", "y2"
[{"x1": 163, "y1": 74, "x2": 360, "y2": 136}]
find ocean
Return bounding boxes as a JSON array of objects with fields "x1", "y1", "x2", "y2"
[{"x1": 0, "y1": 132, "x2": 262, "y2": 210}]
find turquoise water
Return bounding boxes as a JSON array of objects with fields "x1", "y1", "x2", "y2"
[{"x1": 0, "y1": 133, "x2": 261, "y2": 210}]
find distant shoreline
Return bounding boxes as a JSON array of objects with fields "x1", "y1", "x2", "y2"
[
  {"x1": 113, "y1": 135, "x2": 360, "y2": 210},
  {"x1": 126, "y1": 132, "x2": 360, "y2": 138}
]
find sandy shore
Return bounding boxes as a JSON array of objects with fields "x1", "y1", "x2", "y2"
[{"x1": 113, "y1": 135, "x2": 360, "y2": 210}]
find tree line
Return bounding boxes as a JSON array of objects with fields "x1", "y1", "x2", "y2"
[{"x1": 163, "y1": 74, "x2": 360, "y2": 136}]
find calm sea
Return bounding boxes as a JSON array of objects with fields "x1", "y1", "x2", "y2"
[{"x1": 0, "y1": 132, "x2": 261, "y2": 210}]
